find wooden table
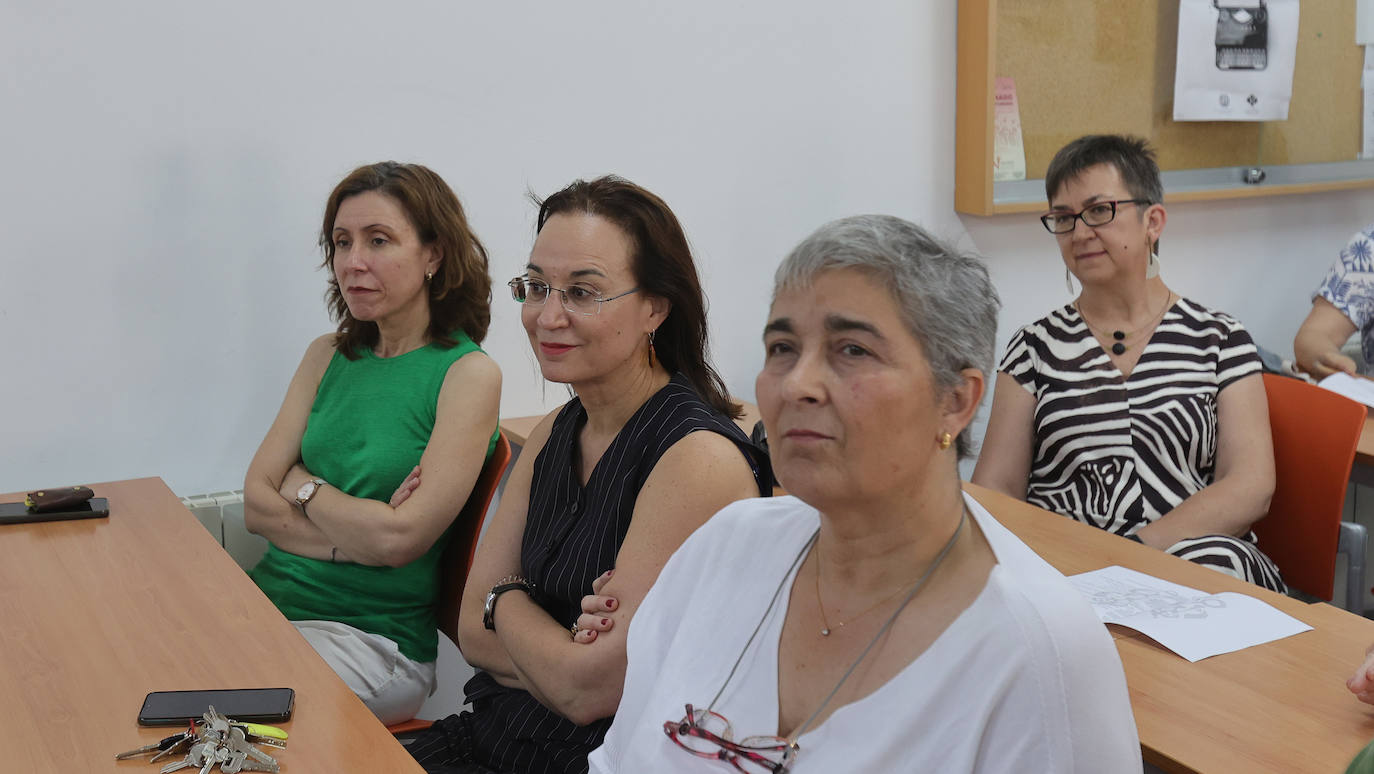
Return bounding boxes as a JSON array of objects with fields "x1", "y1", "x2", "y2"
[
  {"x1": 1357, "y1": 416, "x2": 1374, "y2": 469},
  {"x1": 500, "y1": 414, "x2": 543, "y2": 448},
  {"x1": 0, "y1": 478, "x2": 423, "y2": 772},
  {"x1": 965, "y1": 483, "x2": 1374, "y2": 774}
]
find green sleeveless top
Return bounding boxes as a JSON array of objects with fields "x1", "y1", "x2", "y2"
[{"x1": 251, "y1": 332, "x2": 497, "y2": 663}]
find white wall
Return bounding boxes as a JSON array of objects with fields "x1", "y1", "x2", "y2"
[{"x1": 2, "y1": 1, "x2": 1371, "y2": 496}]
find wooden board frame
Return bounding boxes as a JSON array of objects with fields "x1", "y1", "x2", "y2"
[{"x1": 955, "y1": 0, "x2": 1374, "y2": 216}]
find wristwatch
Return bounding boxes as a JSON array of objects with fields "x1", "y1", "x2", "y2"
[
  {"x1": 294, "y1": 478, "x2": 326, "y2": 514},
  {"x1": 483, "y1": 575, "x2": 535, "y2": 630}
]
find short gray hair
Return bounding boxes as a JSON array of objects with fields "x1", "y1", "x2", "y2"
[{"x1": 773, "y1": 214, "x2": 1001, "y2": 459}]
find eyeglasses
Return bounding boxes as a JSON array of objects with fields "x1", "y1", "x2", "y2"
[
  {"x1": 507, "y1": 276, "x2": 640, "y2": 316},
  {"x1": 662, "y1": 508, "x2": 967, "y2": 773},
  {"x1": 663, "y1": 705, "x2": 796, "y2": 773},
  {"x1": 1040, "y1": 199, "x2": 1151, "y2": 234}
]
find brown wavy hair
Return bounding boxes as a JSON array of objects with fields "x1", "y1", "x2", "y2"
[
  {"x1": 320, "y1": 161, "x2": 491, "y2": 358},
  {"x1": 534, "y1": 175, "x2": 740, "y2": 419}
]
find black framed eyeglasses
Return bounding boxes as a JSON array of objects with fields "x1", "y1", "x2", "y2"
[
  {"x1": 507, "y1": 276, "x2": 640, "y2": 316},
  {"x1": 1040, "y1": 199, "x2": 1151, "y2": 234}
]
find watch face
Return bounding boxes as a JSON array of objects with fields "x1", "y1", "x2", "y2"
[{"x1": 296, "y1": 481, "x2": 318, "y2": 502}]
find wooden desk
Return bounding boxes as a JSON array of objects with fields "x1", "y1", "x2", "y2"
[
  {"x1": 0, "y1": 478, "x2": 423, "y2": 772},
  {"x1": 965, "y1": 483, "x2": 1374, "y2": 774},
  {"x1": 1357, "y1": 416, "x2": 1374, "y2": 469},
  {"x1": 500, "y1": 414, "x2": 543, "y2": 448}
]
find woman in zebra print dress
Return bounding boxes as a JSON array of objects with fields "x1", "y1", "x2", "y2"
[{"x1": 973, "y1": 135, "x2": 1285, "y2": 592}]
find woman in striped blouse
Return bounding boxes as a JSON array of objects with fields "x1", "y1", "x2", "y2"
[{"x1": 973, "y1": 134, "x2": 1284, "y2": 591}]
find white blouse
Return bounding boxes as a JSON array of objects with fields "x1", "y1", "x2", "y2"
[{"x1": 588, "y1": 494, "x2": 1141, "y2": 774}]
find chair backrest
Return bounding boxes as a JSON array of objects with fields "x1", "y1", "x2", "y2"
[
  {"x1": 1255, "y1": 373, "x2": 1366, "y2": 600},
  {"x1": 437, "y1": 431, "x2": 513, "y2": 647}
]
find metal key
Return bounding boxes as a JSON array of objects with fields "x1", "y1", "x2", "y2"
[
  {"x1": 198, "y1": 743, "x2": 225, "y2": 774},
  {"x1": 115, "y1": 732, "x2": 188, "y2": 760},
  {"x1": 224, "y1": 727, "x2": 279, "y2": 773},
  {"x1": 150, "y1": 734, "x2": 194, "y2": 764},
  {"x1": 160, "y1": 741, "x2": 209, "y2": 774},
  {"x1": 233, "y1": 757, "x2": 281, "y2": 773}
]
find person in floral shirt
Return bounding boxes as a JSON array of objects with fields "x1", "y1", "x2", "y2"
[{"x1": 1294, "y1": 225, "x2": 1374, "y2": 378}]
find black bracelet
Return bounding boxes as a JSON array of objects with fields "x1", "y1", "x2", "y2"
[{"x1": 484, "y1": 578, "x2": 535, "y2": 630}]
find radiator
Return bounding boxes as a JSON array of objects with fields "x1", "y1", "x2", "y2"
[{"x1": 179, "y1": 489, "x2": 268, "y2": 571}]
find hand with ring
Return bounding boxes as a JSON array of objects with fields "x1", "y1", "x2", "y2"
[{"x1": 572, "y1": 569, "x2": 618, "y2": 644}]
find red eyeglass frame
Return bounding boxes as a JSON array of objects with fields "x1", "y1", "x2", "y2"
[{"x1": 662, "y1": 704, "x2": 797, "y2": 774}]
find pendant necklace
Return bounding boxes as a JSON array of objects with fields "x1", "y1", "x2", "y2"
[
  {"x1": 1076, "y1": 292, "x2": 1173, "y2": 356},
  {"x1": 813, "y1": 507, "x2": 967, "y2": 637},
  {"x1": 692, "y1": 505, "x2": 969, "y2": 765}
]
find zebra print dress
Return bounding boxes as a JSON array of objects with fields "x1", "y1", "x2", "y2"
[{"x1": 1000, "y1": 297, "x2": 1285, "y2": 592}]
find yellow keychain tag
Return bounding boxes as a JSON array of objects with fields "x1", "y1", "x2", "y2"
[{"x1": 236, "y1": 722, "x2": 288, "y2": 740}]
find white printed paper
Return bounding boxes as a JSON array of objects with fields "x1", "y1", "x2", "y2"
[
  {"x1": 992, "y1": 77, "x2": 1026, "y2": 182},
  {"x1": 1318, "y1": 371, "x2": 1374, "y2": 408},
  {"x1": 1068, "y1": 566, "x2": 1312, "y2": 662},
  {"x1": 1174, "y1": 0, "x2": 1300, "y2": 121},
  {"x1": 1359, "y1": 0, "x2": 1374, "y2": 45}
]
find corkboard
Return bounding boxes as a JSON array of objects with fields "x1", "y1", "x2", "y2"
[{"x1": 995, "y1": 0, "x2": 1364, "y2": 179}]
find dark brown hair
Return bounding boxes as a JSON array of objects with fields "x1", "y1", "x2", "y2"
[
  {"x1": 534, "y1": 175, "x2": 740, "y2": 419},
  {"x1": 320, "y1": 161, "x2": 491, "y2": 358},
  {"x1": 1045, "y1": 134, "x2": 1164, "y2": 253}
]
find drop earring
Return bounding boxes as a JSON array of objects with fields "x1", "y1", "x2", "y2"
[
  {"x1": 1145, "y1": 251, "x2": 1160, "y2": 279},
  {"x1": 1065, "y1": 268, "x2": 1075, "y2": 295},
  {"x1": 647, "y1": 330, "x2": 657, "y2": 367}
]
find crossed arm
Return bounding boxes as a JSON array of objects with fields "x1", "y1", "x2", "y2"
[
  {"x1": 972, "y1": 370, "x2": 1274, "y2": 548},
  {"x1": 456, "y1": 414, "x2": 760, "y2": 726},
  {"x1": 244, "y1": 334, "x2": 501, "y2": 567}
]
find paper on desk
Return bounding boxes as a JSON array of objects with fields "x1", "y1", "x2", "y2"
[
  {"x1": 1068, "y1": 566, "x2": 1311, "y2": 662},
  {"x1": 1317, "y1": 372, "x2": 1374, "y2": 408},
  {"x1": 1359, "y1": 0, "x2": 1374, "y2": 45}
]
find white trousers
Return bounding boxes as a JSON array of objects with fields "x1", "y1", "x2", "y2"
[{"x1": 293, "y1": 619, "x2": 436, "y2": 725}]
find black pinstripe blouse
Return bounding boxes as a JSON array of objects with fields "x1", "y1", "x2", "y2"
[{"x1": 456, "y1": 373, "x2": 771, "y2": 774}]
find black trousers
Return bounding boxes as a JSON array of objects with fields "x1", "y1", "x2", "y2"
[{"x1": 402, "y1": 713, "x2": 508, "y2": 774}]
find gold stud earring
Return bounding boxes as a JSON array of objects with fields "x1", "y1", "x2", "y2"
[
  {"x1": 425, "y1": 271, "x2": 434, "y2": 282},
  {"x1": 938, "y1": 432, "x2": 953, "y2": 450}
]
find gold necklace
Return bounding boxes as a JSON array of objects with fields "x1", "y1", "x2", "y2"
[
  {"x1": 813, "y1": 508, "x2": 967, "y2": 637},
  {"x1": 1076, "y1": 291, "x2": 1173, "y2": 356}
]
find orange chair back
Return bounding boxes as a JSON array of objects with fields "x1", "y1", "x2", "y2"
[
  {"x1": 1255, "y1": 373, "x2": 1366, "y2": 600},
  {"x1": 437, "y1": 431, "x2": 512, "y2": 646}
]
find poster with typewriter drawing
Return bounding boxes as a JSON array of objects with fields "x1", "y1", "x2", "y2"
[{"x1": 1174, "y1": 0, "x2": 1300, "y2": 121}]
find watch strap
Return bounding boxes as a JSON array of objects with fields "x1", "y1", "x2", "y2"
[{"x1": 483, "y1": 578, "x2": 534, "y2": 630}]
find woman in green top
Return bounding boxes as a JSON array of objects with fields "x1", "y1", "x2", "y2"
[{"x1": 244, "y1": 162, "x2": 500, "y2": 724}]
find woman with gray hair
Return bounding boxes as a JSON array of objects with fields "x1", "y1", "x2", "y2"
[{"x1": 576, "y1": 215, "x2": 1140, "y2": 773}]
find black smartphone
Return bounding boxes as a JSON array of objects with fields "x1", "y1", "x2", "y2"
[
  {"x1": 137, "y1": 688, "x2": 295, "y2": 726},
  {"x1": 0, "y1": 498, "x2": 109, "y2": 525}
]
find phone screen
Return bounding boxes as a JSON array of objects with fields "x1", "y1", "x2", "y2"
[{"x1": 138, "y1": 688, "x2": 295, "y2": 726}]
